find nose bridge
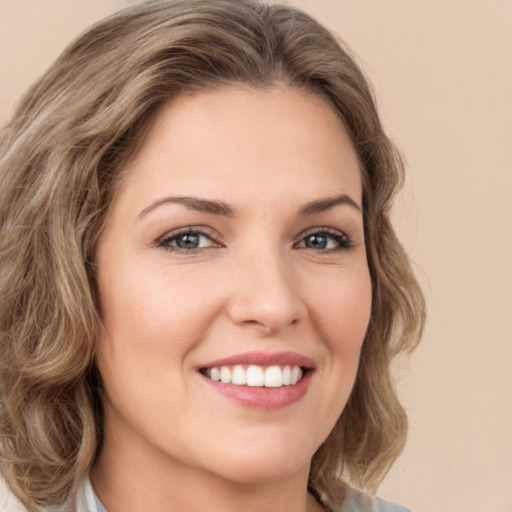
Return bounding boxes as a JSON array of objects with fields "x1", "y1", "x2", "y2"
[{"x1": 227, "y1": 240, "x2": 306, "y2": 333}]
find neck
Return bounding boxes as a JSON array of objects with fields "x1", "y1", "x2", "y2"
[{"x1": 90, "y1": 426, "x2": 326, "y2": 512}]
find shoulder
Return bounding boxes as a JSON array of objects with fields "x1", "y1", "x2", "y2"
[
  {"x1": 0, "y1": 477, "x2": 26, "y2": 512},
  {"x1": 0, "y1": 477, "x2": 95, "y2": 512},
  {"x1": 2, "y1": 478, "x2": 413, "y2": 512},
  {"x1": 331, "y1": 486, "x2": 414, "y2": 512}
]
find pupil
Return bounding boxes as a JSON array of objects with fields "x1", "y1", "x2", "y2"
[
  {"x1": 176, "y1": 234, "x2": 199, "y2": 249},
  {"x1": 306, "y1": 234, "x2": 327, "y2": 249}
]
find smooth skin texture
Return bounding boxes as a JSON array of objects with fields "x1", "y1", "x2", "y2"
[{"x1": 91, "y1": 86, "x2": 372, "y2": 512}]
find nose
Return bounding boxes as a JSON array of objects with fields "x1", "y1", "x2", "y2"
[{"x1": 226, "y1": 248, "x2": 307, "y2": 335}]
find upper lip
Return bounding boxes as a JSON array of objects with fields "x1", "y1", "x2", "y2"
[{"x1": 198, "y1": 351, "x2": 315, "y2": 370}]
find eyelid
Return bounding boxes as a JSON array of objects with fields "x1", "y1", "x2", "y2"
[
  {"x1": 295, "y1": 226, "x2": 353, "y2": 250},
  {"x1": 154, "y1": 225, "x2": 354, "y2": 253},
  {"x1": 156, "y1": 225, "x2": 221, "y2": 251}
]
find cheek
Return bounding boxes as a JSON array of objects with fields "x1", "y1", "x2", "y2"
[
  {"x1": 300, "y1": 264, "x2": 372, "y2": 444},
  {"x1": 94, "y1": 272, "x2": 201, "y2": 433},
  {"x1": 309, "y1": 265, "x2": 372, "y2": 354},
  {"x1": 95, "y1": 262, "x2": 226, "y2": 382}
]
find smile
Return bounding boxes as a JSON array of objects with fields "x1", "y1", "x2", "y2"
[
  {"x1": 198, "y1": 352, "x2": 314, "y2": 409},
  {"x1": 202, "y1": 364, "x2": 304, "y2": 388}
]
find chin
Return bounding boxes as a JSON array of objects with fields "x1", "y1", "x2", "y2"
[
  {"x1": 213, "y1": 457, "x2": 309, "y2": 486},
  {"x1": 198, "y1": 432, "x2": 315, "y2": 485}
]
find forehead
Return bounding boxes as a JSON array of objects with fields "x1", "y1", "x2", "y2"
[{"x1": 114, "y1": 85, "x2": 362, "y2": 212}]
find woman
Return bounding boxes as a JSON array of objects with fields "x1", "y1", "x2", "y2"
[{"x1": 0, "y1": 1, "x2": 425, "y2": 511}]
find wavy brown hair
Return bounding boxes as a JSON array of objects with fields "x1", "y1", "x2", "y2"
[{"x1": 0, "y1": 1, "x2": 425, "y2": 510}]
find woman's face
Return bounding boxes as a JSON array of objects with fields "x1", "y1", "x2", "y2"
[{"x1": 94, "y1": 86, "x2": 372, "y2": 486}]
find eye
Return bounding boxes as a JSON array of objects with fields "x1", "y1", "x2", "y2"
[
  {"x1": 158, "y1": 228, "x2": 219, "y2": 252},
  {"x1": 296, "y1": 228, "x2": 353, "y2": 251}
]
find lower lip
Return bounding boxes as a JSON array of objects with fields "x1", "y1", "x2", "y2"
[{"x1": 200, "y1": 372, "x2": 312, "y2": 410}]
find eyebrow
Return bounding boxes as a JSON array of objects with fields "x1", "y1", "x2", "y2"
[
  {"x1": 299, "y1": 194, "x2": 362, "y2": 215},
  {"x1": 138, "y1": 192, "x2": 362, "y2": 219},
  {"x1": 138, "y1": 196, "x2": 234, "y2": 218}
]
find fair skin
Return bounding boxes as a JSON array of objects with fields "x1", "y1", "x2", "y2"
[{"x1": 91, "y1": 86, "x2": 372, "y2": 512}]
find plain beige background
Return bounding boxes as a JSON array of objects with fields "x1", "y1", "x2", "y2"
[{"x1": 1, "y1": 1, "x2": 511, "y2": 511}]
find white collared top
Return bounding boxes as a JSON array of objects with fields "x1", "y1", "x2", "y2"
[{"x1": 0, "y1": 477, "x2": 412, "y2": 512}]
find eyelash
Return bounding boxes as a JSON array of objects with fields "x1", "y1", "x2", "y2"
[
  {"x1": 157, "y1": 226, "x2": 353, "y2": 254},
  {"x1": 295, "y1": 227, "x2": 354, "y2": 252},
  {"x1": 157, "y1": 227, "x2": 219, "y2": 254}
]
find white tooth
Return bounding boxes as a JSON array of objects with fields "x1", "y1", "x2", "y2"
[
  {"x1": 282, "y1": 365, "x2": 291, "y2": 385},
  {"x1": 210, "y1": 367, "x2": 221, "y2": 381},
  {"x1": 246, "y1": 365, "x2": 264, "y2": 387},
  {"x1": 220, "y1": 366, "x2": 232, "y2": 383},
  {"x1": 231, "y1": 365, "x2": 247, "y2": 385},
  {"x1": 290, "y1": 366, "x2": 301, "y2": 385},
  {"x1": 265, "y1": 366, "x2": 283, "y2": 387}
]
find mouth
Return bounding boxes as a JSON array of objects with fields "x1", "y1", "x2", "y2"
[
  {"x1": 199, "y1": 364, "x2": 308, "y2": 388},
  {"x1": 197, "y1": 352, "x2": 314, "y2": 410}
]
